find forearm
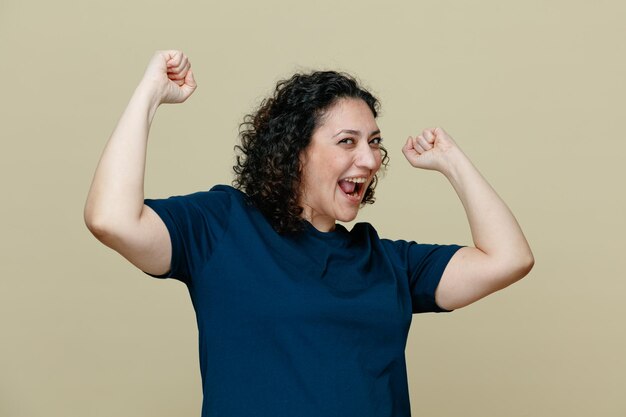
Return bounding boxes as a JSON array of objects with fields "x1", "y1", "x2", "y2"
[
  {"x1": 84, "y1": 81, "x2": 161, "y2": 232},
  {"x1": 444, "y1": 148, "x2": 534, "y2": 270}
]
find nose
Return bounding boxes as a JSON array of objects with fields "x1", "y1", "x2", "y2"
[{"x1": 355, "y1": 141, "x2": 380, "y2": 171}]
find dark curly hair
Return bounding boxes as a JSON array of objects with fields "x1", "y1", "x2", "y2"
[{"x1": 233, "y1": 70, "x2": 389, "y2": 233}]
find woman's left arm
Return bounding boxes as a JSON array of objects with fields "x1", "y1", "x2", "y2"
[{"x1": 402, "y1": 127, "x2": 534, "y2": 310}]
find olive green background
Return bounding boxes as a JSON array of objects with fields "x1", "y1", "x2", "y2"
[{"x1": 1, "y1": 0, "x2": 624, "y2": 416}]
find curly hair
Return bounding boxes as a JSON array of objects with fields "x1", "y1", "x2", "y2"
[{"x1": 233, "y1": 70, "x2": 389, "y2": 233}]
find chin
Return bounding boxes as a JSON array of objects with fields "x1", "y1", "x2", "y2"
[{"x1": 335, "y1": 209, "x2": 360, "y2": 223}]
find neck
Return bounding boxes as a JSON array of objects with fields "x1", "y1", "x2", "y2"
[{"x1": 301, "y1": 207, "x2": 336, "y2": 232}]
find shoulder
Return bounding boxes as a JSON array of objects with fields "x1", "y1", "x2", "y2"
[
  {"x1": 349, "y1": 222, "x2": 380, "y2": 237},
  {"x1": 208, "y1": 184, "x2": 254, "y2": 209},
  {"x1": 349, "y1": 222, "x2": 402, "y2": 249},
  {"x1": 142, "y1": 184, "x2": 251, "y2": 230},
  {"x1": 156, "y1": 184, "x2": 243, "y2": 209},
  {"x1": 347, "y1": 222, "x2": 399, "y2": 256},
  {"x1": 363, "y1": 225, "x2": 463, "y2": 268}
]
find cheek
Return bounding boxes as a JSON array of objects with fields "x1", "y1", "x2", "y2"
[{"x1": 303, "y1": 158, "x2": 336, "y2": 194}]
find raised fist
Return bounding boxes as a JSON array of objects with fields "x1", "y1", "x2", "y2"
[
  {"x1": 140, "y1": 50, "x2": 197, "y2": 104},
  {"x1": 401, "y1": 127, "x2": 462, "y2": 173}
]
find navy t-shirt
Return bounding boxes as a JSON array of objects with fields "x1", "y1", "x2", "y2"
[{"x1": 143, "y1": 185, "x2": 462, "y2": 417}]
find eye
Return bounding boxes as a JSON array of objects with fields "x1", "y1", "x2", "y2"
[
  {"x1": 369, "y1": 137, "x2": 383, "y2": 146},
  {"x1": 338, "y1": 138, "x2": 355, "y2": 145}
]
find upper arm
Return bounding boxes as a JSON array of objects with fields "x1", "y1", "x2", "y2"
[
  {"x1": 88, "y1": 187, "x2": 232, "y2": 283},
  {"x1": 435, "y1": 246, "x2": 534, "y2": 310},
  {"x1": 89, "y1": 205, "x2": 172, "y2": 277}
]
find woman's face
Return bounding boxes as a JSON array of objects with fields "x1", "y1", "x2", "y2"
[{"x1": 299, "y1": 98, "x2": 383, "y2": 232}]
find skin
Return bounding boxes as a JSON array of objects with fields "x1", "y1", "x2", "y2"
[
  {"x1": 84, "y1": 50, "x2": 194, "y2": 276},
  {"x1": 402, "y1": 129, "x2": 534, "y2": 309},
  {"x1": 299, "y1": 98, "x2": 383, "y2": 233},
  {"x1": 85, "y1": 50, "x2": 534, "y2": 311}
]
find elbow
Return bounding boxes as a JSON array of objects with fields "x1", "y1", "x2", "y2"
[
  {"x1": 490, "y1": 251, "x2": 535, "y2": 290},
  {"x1": 84, "y1": 200, "x2": 105, "y2": 238},
  {"x1": 509, "y1": 251, "x2": 535, "y2": 283},
  {"x1": 525, "y1": 253, "x2": 535, "y2": 274},
  {"x1": 84, "y1": 213, "x2": 113, "y2": 244},
  {"x1": 84, "y1": 207, "x2": 121, "y2": 247},
  {"x1": 521, "y1": 249, "x2": 535, "y2": 276},
  {"x1": 84, "y1": 199, "x2": 129, "y2": 245},
  {"x1": 84, "y1": 206, "x2": 141, "y2": 250}
]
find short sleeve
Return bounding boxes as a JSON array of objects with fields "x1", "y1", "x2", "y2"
[
  {"x1": 383, "y1": 239, "x2": 463, "y2": 314},
  {"x1": 142, "y1": 185, "x2": 231, "y2": 284}
]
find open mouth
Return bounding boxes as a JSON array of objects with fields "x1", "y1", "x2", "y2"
[{"x1": 337, "y1": 177, "x2": 367, "y2": 200}]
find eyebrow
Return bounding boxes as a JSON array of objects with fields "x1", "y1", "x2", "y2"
[{"x1": 332, "y1": 129, "x2": 381, "y2": 138}]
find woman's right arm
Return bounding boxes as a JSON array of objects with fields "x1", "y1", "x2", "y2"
[{"x1": 84, "y1": 50, "x2": 196, "y2": 276}]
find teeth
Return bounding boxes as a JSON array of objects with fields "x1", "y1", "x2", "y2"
[{"x1": 343, "y1": 177, "x2": 367, "y2": 183}]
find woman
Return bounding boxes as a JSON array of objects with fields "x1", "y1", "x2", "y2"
[{"x1": 85, "y1": 50, "x2": 534, "y2": 417}]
